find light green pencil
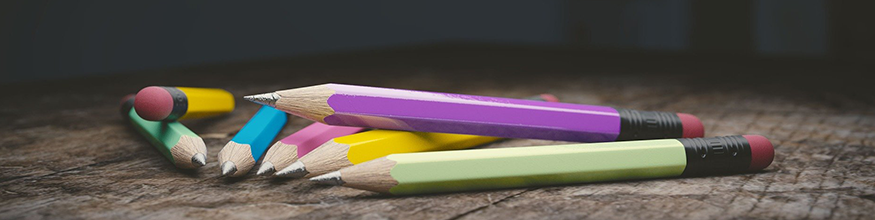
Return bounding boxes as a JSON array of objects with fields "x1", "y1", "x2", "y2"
[
  {"x1": 310, "y1": 135, "x2": 774, "y2": 195},
  {"x1": 120, "y1": 94, "x2": 207, "y2": 169}
]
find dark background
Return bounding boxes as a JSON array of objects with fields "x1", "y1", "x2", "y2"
[{"x1": 1, "y1": 0, "x2": 872, "y2": 84}]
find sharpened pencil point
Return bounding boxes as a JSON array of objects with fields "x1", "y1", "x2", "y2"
[
  {"x1": 256, "y1": 162, "x2": 275, "y2": 175},
  {"x1": 192, "y1": 153, "x2": 206, "y2": 166},
  {"x1": 221, "y1": 161, "x2": 237, "y2": 176},
  {"x1": 244, "y1": 92, "x2": 280, "y2": 107},
  {"x1": 274, "y1": 161, "x2": 308, "y2": 178},
  {"x1": 310, "y1": 171, "x2": 345, "y2": 186}
]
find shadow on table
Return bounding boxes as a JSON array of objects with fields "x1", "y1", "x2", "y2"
[{"x1": 348, "y1": 170, "x2": 775, "y2": 199}]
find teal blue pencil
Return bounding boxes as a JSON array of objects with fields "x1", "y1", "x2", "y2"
[{"x1": 218, "y1": 106, "x2": 287, "y2": 177}]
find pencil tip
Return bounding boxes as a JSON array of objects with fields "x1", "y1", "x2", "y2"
[
  {"x1": 244, "y1": 92, "x2": 279, "y2": 107},
  {"x1": 274, "y1": 161, "x2": 308, "y2": 178},
  {"x1": 256, "y1": 162, "x2": 275, "y2": 175},
  {"x1": 192, "y1": 153, "x2": 206, "y2": 166},
  {"x1": 310, "y1": 171, "x2": 344, "y2": 186},
  {"x1": 221, "y1": 161, "x2": 237, "y2": 176}
]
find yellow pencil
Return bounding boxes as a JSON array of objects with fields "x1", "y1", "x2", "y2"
[
  {"x1": 134, "y1": 86, "x2": 235, "y2": 121},
  {"x1": 274, "y1": 130, "x2": 501, "y2": 178}
]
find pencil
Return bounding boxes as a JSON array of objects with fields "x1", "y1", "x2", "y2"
[
  {"x1": 311, "y1": 135, "x2": 775, "y2": 195},
  {"x1": 120, "y1": 94, "x2": 207, "y2": 169},
  {"x1": 218, "y1": 106, "x2": 287, "y2": 177},
  {"x1": 244, "y1": 83, "x2": 704, "y2": 142},
  {"x1": 275, "y1": 94, "x2": 560, "y2": 178},
  {"x1": 256, "y1": 123, "x2": 365, "y2": 175},
  {"x1": 134, "y1": 86, "x2": 234, "y2": 121}
]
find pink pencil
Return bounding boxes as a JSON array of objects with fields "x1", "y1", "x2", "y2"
[{"x1": 257, "y1": 123, "x2": 365, "y2": 175}]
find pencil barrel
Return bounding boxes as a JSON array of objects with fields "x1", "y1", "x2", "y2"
[
  {"x1": 175, "y1": 87, "x2": 235, "y2": 120},
  {"x1": 278, "y1": 123, "x2": 365, "y2": 157},
  {"x1": 385, "y1": 139, "x2": 689, "y2": 195},
  {"x1": 230, "y1": 106, "x2": 288, "y2": 162},
  {"x1": 342, "y1": 94, "x2": 554, "y2": 164},
  {"x1": 320, "y1": 84, "x2": 622, "y2": 142},
  {"x1": 343, "y1": 131, "x2": 502, "y2": 164}
]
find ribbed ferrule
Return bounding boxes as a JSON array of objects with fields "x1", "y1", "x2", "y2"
[
  {"x1": 163, "y1": 87, "x2": 188, "y2": 121},
  {"x1": 679, "y1": 135, "x2": 752, "y2": 176},
  {"x1": 616, "y1": 109, "x2": 683, "y2": 140}
]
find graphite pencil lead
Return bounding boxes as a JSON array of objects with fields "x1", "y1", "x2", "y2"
[
  {"x1": 192, "y1": 153, "x2": 207, "y2": 166},
  {"x1": 221, "y1": 161, "x2": 237, "y2": 176},
  {"x1": 274, "y1": 161, "x2": 308, "y2": 178},
  {"x1": 243, "y1": 93, "x2": 280, "y2": 107},
  {"x1": 310, "y1": 171, "x2": 344, "y2": 186},
  {"x1": 256, "y1": 162, "x2": 275, "y2": 175}
]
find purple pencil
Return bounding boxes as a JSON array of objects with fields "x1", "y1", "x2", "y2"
[{"x1": 244, "y1": 83, "x2": 704, "y2": 142}]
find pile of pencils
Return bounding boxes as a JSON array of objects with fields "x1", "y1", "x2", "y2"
[{"x1": 121, "y1": 83, "x2": 774, "y2": 195}]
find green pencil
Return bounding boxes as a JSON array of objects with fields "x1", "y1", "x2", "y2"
[
  {"x1": 311, "y1": 135, "x2": 774, "y2": 195},
  {"x1": 120, "y1": 94, "x2": 207, "y2": 169}
]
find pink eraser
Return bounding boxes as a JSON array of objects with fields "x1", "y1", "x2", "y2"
[
  {"x1": 134, "y1": 86, "x2": 173, "y2": 121},
  {"x1": 539, "y1": 94, "x2": 560, "y2": 103},
  {"x1": 281, "y1": 123, "x2": 366, "y2": 157},
  {"x1": 677, "y1": 113, "x2": 704, "y2": 138},
  {"x1": 743, "y1": 135, "x2": 775, "y2": 171}
]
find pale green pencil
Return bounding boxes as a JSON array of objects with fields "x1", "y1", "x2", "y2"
[{"x1": 310, "y1": 135, "x2": 774, "y2": 195}]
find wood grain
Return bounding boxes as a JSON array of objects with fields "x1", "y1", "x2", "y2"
[{"x1": 1, "y1": 45, "x2": 873, "y2": 219}]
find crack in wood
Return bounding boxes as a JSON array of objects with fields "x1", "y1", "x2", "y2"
[{"x1": 445, "y1": 189, "x2": 533, "y2": 220}]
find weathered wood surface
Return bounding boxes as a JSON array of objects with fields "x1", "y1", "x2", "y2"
[{"x1": 1, "y1": 46, "x2": 874, "y2": 219}]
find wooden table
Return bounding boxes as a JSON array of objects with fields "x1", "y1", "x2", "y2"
[{"x1": 2, "y1": 45, "x2": 873, "y2": 219}]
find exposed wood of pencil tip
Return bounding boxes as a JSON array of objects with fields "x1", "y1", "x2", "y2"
[
  {"x1": 299, "y1": 139, "x2": 354, "y2": 178},
  {"x1": 217, "y1": 141, "x2": 255, "y2": 177},
  {"x1": 262, "y1": 142, "x2": 299, "y2": 171},
  {"x1": 170, "y1": 135, "x2": 207, "y2": 169},
  {"x1": 338, "y1": 157, "x2": 398, "y2": 194},
  {"x1": 275, "y1": 84, "x2": 335, "y2": 123}
]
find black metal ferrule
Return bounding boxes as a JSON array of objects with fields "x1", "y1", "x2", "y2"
[
  {"x1": 163, "y1": 87, "x2": 188, "y2": 122},
  {"x1": 120, "y1": 96, "x2": 136, "y2": 116},
  {"x1": 616, "y1": 108, "x2": 684, "y2": 141},
  {"x1": 679, "y1": 135, "x2": 752, "y2": 176}
]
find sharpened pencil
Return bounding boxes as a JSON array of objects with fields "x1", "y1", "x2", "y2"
[
  {"x1": 311, "y1": 135, "x2": 775, "y2": 195},
  {"x1": 120, "y1": 95, "x2": 207, "y2": 169},
  {"x1": 257, "y1": 123, "x2": 365, "y2": 175},
  {"x1": 276, "y1": 130, "x2": 501, "y2": 178},
  {"x1": 245, "y1": 84, "x2": 704, "y2": 142},
  {"x1": 275, "y1": 94, "x2": 559, "y2": 178},
  {"x1": 218, "y1": 106, "x2": 287, "y2": 177}
]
